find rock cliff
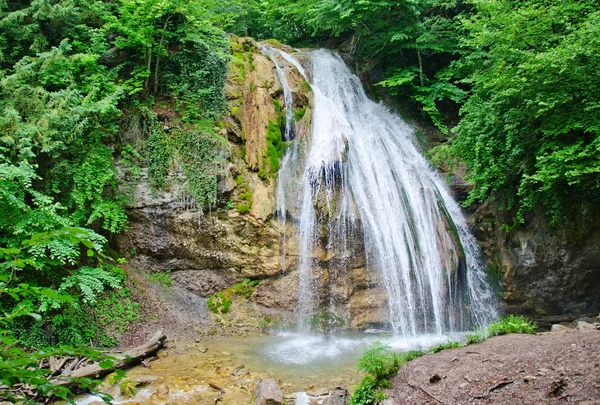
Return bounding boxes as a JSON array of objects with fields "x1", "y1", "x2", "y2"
[{"x1": 117, "y1": 37, "x2": 386, "y2": 331}]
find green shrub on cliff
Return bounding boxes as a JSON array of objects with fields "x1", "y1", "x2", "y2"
[
  {"x1": 208, "y1": 279, "x2": 260, "y2": 314},
  {"x1": 208, "y1": 292, "x2": 232, "y2": 314}
]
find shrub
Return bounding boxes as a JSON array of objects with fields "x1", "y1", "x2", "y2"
[
  {"x1": 487, "y1": 314, "x2": 537, "y2": 336},
  {"x1": 465, "y1": 329, "x2": 486, "y2": 344},
  {"x1": 207, "y1": 292, "x2": 231, "y2": 314},
  {"x1": 350, "y1": 342, "x2": 425, "y2": 405}
]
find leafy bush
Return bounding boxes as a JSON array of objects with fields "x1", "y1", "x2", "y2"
[
  {"x1": 465, "y1": 329, "x2": 486, "y2": 345},
  {"x1": 450, "y1": 0, "x2": 600, "y2": 223},
  {"x1": 351, "y1": 341, "x2": 405, "y2": 405},
  {"x1": 208, "y1": 292, "x2": 231, "y2": 314},
  {"x1": 487, "y1": 314, "x2": 537, "y2": 337}
]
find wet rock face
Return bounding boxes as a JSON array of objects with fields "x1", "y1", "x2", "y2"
[
  {"x1": 472, "y1": 201, "x2": 600, "y2": 324},
  {"x1": 116, "y1": 36, "x2": 400, "y2": 330}
]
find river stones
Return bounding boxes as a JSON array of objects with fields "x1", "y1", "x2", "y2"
[
  {"x1": 324, "y1": 388, "x2": 350, "y2": 405},
  {"x1": 253, "y1": 378, "x2": 284, "y2": 405}
]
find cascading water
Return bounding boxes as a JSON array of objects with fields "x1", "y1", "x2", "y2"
[{"x1": 265, "y1": 45, "x2": 497, "y2": 336}]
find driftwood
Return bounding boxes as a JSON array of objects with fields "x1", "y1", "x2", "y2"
[{"x1": 51, "y1": 330, "x2": 166, "y2": 386}]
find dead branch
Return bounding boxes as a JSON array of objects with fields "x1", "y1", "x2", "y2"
[
  {"x1": 51, "y1": 330, "x2": 166, "y2": 386},
  {"x1": 473, "y1": 380, "x2": 514, "y2": 399}
]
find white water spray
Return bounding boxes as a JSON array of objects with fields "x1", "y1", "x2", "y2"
[{"x1": 265, "y1": 46, "x2": 497, "y2": 336}]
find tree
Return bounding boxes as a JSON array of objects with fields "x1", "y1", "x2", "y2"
[{"x1": 450, "y1": 0, "x2": 600, "y2": 222}]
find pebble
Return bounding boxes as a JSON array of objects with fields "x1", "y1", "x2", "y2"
[{"x1": 524, "y1": 375, "x2": 537, "y2": 383}]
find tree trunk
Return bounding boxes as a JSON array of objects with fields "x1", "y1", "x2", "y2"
[
  {"x1": 153, "y1": 14, "x2": 174, "y2": 94},
  {"x1": 417, "y1": 49, "x2": 425, "y2": 87}
]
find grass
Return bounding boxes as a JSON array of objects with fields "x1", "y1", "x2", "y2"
[{"x1": 430, "y1": 339, "x2": 461, "y2": 353}]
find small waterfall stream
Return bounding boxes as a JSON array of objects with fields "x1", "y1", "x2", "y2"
[{"x1": 263, "y1": 46, "x2": 497, "y2": 336}]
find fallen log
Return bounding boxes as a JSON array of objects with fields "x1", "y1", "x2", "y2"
[{"x1": 51, "y1": 330, "x2": 166, "y2": 386}]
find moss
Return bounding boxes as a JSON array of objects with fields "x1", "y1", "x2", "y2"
[
  {"x1": 235, "y1": 174, "x2": 253, "y2": 214},
  {"x1": 263, "y1": 119, "x2": 283, "y2": 176},
  {"x1": 248, "y1": 52, "x2": 255, "y2": 72},
  {"x1": 302, "y1": 78, "x2": 311, "y2": 93},
  {"x1": 207, "y1": 279, "x2": 260, "y2": 314},
  {"x1": 266, "y1": 143, "x2": 279, "y2": 172},
  {"x1": 264, "y1": 38, "x2": 284, "y2": 49},
  {"x1": 295, "y1": 106, "x2": 307, "y2": 121},
  {"x1": 272, "y1": 98, "x2": 282, "y2": 115},
  {"x1": 239, "y1": 191, "x2": 253, "y2": 203}
]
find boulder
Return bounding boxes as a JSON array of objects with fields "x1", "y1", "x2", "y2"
[
  {"x1": 576, "y1": 321, "x2": 596, "y2": 331},
  {"x1": 324, "y1": 388, "x2": 350, "y2": 405},
  {"x1": 253, "y1": 378, "x2": 284, "y2": 405},
  {"x1": 551, "y1": 324, "x2": 571, "y2": 333}
]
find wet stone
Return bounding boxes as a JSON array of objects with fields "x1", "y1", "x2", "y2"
[{"x1": 253, "y1": 378, "x2": 284, "y2": 405}]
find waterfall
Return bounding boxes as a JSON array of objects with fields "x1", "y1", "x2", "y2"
[{"x1": 264, "y1": 45, "x2": 498, "y2": 336}]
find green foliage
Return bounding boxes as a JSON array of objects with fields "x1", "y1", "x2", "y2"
[
  {"x1": 357, "y1": 341, "x2": 400, "y2": 382},
  {"x1": 426, "y1": 143, "x2": 459, "y2": 181},
  {"x1": 487, "y1": 314, "x2": 537, "y2": 337},
  {"x1": 0, "y1": 231, "x2": 128, "y2": 403},
  {"x1": 450, "y1": 0, "x2": 600, "y2": 222},
  {"x1": 237, "y1": 203, "x2": 250, "y2": 214},
  {"x1": 230, "y1": 278, "x2": 261, "y2": 298},
  {"x1": 149, "y1": 270, "x2": 173, "y2": 287},
  {"x1": 207, "y1": 279, "x2": 259, "y2": 315},
  {"x1": 163, "y1": 36, "x2": 229, "y2": 121},
  {"x1": 172, "y1": 125, "x2": 226, "y2": 209},
  {"x1": 145, "y1": 114, "x2": 173, "y2": 191},
  {"x1": 310, "y1": 311, "x2": 345, "y2": 333},
  {"x1": 430, "y1": 339, "x2": 461, "y2": 354},
  {"x1": 235, "y1": 175, "x2": 253, "y2": 214},
  {"x1": 465, "y1": 329, "x2": 486, "y2": 345},
  {"x1": 207, "y1": 292, "x2": 231, "y2": 314},
  {"x1": 294, "y1": 106, "x2": 307, "y2": 121},
  {"x1": 351, "y1": 341, "x2": 426, "y2": 405}
]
